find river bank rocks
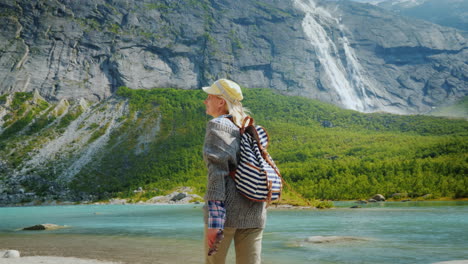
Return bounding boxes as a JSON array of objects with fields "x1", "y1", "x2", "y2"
[
  {"x1": 0, "y1": 187, "x2": 97, "y2": 207},
  {"x1": 105, "y1": 190, "x2": 202, "y2": 205},
  {"x1": 145, "y1": 191, "x2": 202, "y2": 204},
  {"x1": 0, "y1": 186, "x2": 202, "y2": 206},
  {"x1": 353, "y1": 194, "x2": 386, "y2": 205},
  {"x1": 351, "y1": 193, "x2": 439, "y2": 206},
  {"x1": 268, "y1": 204, "x2": 314, "y2": 210}
]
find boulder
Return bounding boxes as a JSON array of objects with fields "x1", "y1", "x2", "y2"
[
  {"x1": 2, "y1": 250, "x2": 20, "y2": 258},
  {"x1": 22, "y1": 224, "x2": 67, "y2": 231},
  {"x1": 372, "y1": 194, "x2": 386, "y2": 201},
  {"x1": 170, "y1": 192, "x2": 187, "y2": 202}
]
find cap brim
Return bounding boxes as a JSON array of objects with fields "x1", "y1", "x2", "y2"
[{"x1": 202, "y1": 86, "x2": 221, "y2": 95}]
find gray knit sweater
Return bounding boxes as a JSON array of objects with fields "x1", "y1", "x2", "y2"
[{"x1": 203, "y1": 116, "x2": 267, "y2": 229}]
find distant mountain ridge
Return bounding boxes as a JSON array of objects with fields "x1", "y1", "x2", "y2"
[
  {"x1": 0, "y1": 0, "x2": 466, "y2": 115},
  {"x1": 376, "y1": 0, "x2": 468, "y2": 31}
]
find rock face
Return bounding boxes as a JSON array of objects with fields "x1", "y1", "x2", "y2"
[
  {"x1": 0, "y1": 0, "x2": 466, "y2": 114},
  {"x1": 332, "y1": 1, "x2": 467, "y2": 113}
]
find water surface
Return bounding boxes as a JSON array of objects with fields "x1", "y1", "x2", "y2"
[{"x1": 0, "y1": 201, "x2": 467, "y2": 263}]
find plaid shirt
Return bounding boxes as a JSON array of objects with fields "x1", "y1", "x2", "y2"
[{"x1": 207, "y1": 200, "x2": 226, "y2": 229}]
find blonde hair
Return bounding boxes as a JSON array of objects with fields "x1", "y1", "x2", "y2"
[{"x1": 222, "y1": 96, "x2": 251, "y2": 127}]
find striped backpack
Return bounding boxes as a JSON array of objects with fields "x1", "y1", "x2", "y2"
[{"x1": 229, "y1": 116, "x2": 283, "y2": 203}]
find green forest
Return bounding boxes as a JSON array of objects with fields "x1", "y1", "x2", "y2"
[
  {"x1": 71, "y1": 87, "x2": 467, "y2": 202},
  {"x1": 1, "y1": 88, "x2": 467, "y2": 204}
]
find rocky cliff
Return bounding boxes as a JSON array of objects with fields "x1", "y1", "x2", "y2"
[{"x1": 0, "y1": 0, "x2": 466, "y2": 114}]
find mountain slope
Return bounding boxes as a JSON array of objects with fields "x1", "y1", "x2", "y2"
[
  {"x1": 428, "y1": 96, "x2": 468, "y2": 119},
  {"x1": 1, "y1": 88, "x2": 466, "y2": 205},
  {"x1": 0, "y1": 0, "x2": 466, "y2": 115},
  {"x1": 376, "y1": 0, "x2": 468, "y2": 31}
]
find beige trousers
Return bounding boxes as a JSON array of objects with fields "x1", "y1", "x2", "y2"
[{"x1": 205, "y1": 226, "x2": 263, "y2": 264}]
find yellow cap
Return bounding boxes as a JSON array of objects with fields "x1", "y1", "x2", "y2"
[{"x1": 202, "y1": 79, "x2": 243, "y2": 102}]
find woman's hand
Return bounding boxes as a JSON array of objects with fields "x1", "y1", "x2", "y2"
[
  {"x1": 207, "y1": 228, "x2": 219, "y2": 248},
  {"x1": 207, "y1": 228, "x2": 224, "y2": 256}
]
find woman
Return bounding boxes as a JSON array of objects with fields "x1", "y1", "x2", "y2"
[{"x1": 202, "y1": 79, "x2": 267, "y2": 264}]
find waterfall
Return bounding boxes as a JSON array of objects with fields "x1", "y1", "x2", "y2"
[{"x1": 294, "y1": 0, "x2": 378, "y2": 112}]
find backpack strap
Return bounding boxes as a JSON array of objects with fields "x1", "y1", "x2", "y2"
[
  {"x1": 225, "y1": 116, "x2": 245, "y2": 180},
  {"x1": 227, "y1": 116, "x2": 255, "y2": 181},
  {"x1": 240, "y1": 116, "x2": 253, "y2": 135}
]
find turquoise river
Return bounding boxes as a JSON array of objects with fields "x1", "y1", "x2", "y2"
[{"x1": 0, "y1": 201, "x2": 467, "y2": 263}]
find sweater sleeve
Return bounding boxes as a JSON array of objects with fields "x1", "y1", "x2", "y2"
[
  {"x1": 207, "y1": 200, "x2": 226, "y2": 229},
  {"x1": 203, "y1": 121, "x2": 239, "y2": 201}
]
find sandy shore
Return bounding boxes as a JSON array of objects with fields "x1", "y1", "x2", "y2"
[
  {"x1": 0, "y1": 254, "x2": 121, "y2": 264},
  {"x1": 2, "y1": 251, "x2": 467, "y2": 264},
  {"x1": 0, "y1": 234, "x2": 206, "y2": 264}
]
